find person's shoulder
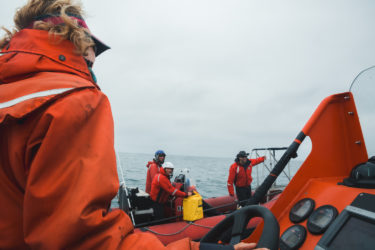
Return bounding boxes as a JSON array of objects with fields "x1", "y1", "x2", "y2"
[
  {"x1": 152, "y1": 173, "x2": 161, "y2": 182},
  {"x1": 230, "y1": 162, "x2": 238, "y2": 168},
  {"x1": 153, "y1": 173, "x2": 168, "y2": 184},
  {"x1": 158, "y1": 174, "x2": 169, "y2": 182},
  {"x1": 44, "y1": 87, "x2": 110, "y2": 123},
  {"x1": 149, "y1": 161, "x2": 158, "y2": 167}
]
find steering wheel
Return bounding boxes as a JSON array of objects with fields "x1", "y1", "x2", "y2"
[{"x1": 200, "y1": 205, "x2": 279, "y2": 250}]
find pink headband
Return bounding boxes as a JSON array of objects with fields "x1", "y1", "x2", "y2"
[
  {"x1": 27, "y1": 14, "x2": 110, "y2": 56},
  {"x1": 27, "y1": 15, "x2": 89, "y2": 29}
]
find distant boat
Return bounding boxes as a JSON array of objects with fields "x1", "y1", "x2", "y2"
[{"x1": 116, "y1": 148, "x2": 288, "y2": 245}]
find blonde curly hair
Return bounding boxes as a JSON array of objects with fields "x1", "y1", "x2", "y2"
[{"x1": 0, "y1": 0, "x2": 94, "y2": 56}]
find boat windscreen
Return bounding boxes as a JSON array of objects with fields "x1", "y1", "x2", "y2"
[{"x1": 350, "y1": 66, "x2": 375, "y2": 157}]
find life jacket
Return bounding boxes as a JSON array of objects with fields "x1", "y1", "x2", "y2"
[
  {"x1": 234, "y1": 162, "x2": 253, "y2": 187},
  {"x1": 227, "y1": 157, "x2": 265, "y2": 196}
]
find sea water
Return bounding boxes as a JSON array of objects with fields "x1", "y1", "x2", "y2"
[{"x1": 115, "y1": 152, "x2": 301, "y2": 200}]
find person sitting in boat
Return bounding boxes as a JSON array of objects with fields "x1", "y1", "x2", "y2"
[
  {"x1": 227, "y1": 151, "x2": 266, "y2": 205},
  {"x1": 150, "y1": 162, "x2": 192, "y2": 220},
  {"x1": 146, "y1": 150, "x2": 167, "y2": 193}
]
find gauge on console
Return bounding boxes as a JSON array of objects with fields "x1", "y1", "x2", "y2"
[
  {"x1": 289, "y1": 198, "x2": 315, "y2": 223},
  {"x1": 279, "y1": 225, "x2": 307, "y2": 250},
  {"x1": 307, "y1": 205, "x2": 338, "y2": 234}
]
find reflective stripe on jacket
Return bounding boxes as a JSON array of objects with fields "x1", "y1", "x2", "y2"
[
  {"x1": 0, "y1": 29, "x2": 199, "y2": 250},
  {"x1": 146, "y1": 161, "x2": 163, "y2": 193},
  {"x1": 227, "y1": 157, "x2": 265, "y2": 196},
  {"x1": 150, "y1": 172, "x2": 187, "y2": 204}
]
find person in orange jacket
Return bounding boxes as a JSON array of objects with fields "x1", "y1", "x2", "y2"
[
  {"x1": 146, "y1": 150, "x2": 166, "y2": 193},
  {"x1": 0, "y1": 1, "x2": 267, "y2": 250},
  {"x1": 227, "y1": 151, "x2": 266, "y2": 205},
  {"x1": 150, "y1": 162, "x2": 191, "y2": 220}
]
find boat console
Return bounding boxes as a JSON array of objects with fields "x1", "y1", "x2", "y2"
[
  {"x1": 118, "y1": 186, "x2": 150, "y2": 224},
  {"x1": 246, "y1": 89, "x2": 375, "y2": 249},
  {"x1": 316, "y1": 193, "x2": 375, "y2": 250},
  {"x1": 279, "y1": 192, "x2": 375, "y2": 250}
]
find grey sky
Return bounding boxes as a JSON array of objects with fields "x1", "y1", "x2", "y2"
[{"x1": 2, "y1": 0, "x2": 375, "y2": 158}]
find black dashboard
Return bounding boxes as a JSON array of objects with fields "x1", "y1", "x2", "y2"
[{"x1": 279, "y1": 193, "x2": 375, "y2": 250}]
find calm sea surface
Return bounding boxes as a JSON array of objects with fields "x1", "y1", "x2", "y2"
[{"x1": 115, "y1": 152, "x2": 301, "y2": 199}]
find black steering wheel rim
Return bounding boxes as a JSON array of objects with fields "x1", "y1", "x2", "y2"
[{"x1": 200, "y1": 205, "x2": 279, "y2": 250}]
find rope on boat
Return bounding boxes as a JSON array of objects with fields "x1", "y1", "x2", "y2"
[
  {"x1": 189, "y1": 222, "x2": 214, "y2": 229},
  {"x1": 116, "y1": 152, "x2": 126, "y2": 186},
  {"x1": 142, "y1": 221, "x2": 213, "y2": 236},
  {"x1": 142, "y1": 223, "x2": 191, "y2": 236},
  {"x1": 116, "y1": 152, "x2": 136, "y2": 225}
]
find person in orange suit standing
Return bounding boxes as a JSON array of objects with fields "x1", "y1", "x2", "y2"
[
  {"x1": 146, "y1": 150, "x2": 166, "y2": 193},
  {"x1": 227, "y1": 151, "x2": 266, "y2": 205}
]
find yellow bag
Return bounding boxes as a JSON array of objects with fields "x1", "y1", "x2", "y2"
[{"x1": 183, "y1": 192, "x2": 203, "y2": 221}]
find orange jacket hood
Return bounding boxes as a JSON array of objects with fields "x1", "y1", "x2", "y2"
[
  {"x1": 0, "y1": 29, "x2": 99, "y2": 123},
  {"x1": 0, "y1": 29, "x2": 94, "y2": 84}
]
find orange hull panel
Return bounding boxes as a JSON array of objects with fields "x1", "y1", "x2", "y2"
[{"x1": 248, "y1": 92, "x2": 371, "y2": 249}]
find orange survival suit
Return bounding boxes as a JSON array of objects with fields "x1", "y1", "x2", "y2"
[
  {"x1": 0, "y1": 29, "x2": 200, "y2": 250},
  {"x1": 150, "y1": 168, "x2": 187, "y2": 204},
  {"x1": 146, "y1": 160, "x2": 163, "y2": 194},
  {"x1": 227, "y1": 156, "x2": 266, "y2": 196}
]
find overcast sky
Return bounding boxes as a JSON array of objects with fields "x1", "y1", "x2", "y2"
[{"x1": 2, "y1": 0, "x2": 375, "y2": 158}]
